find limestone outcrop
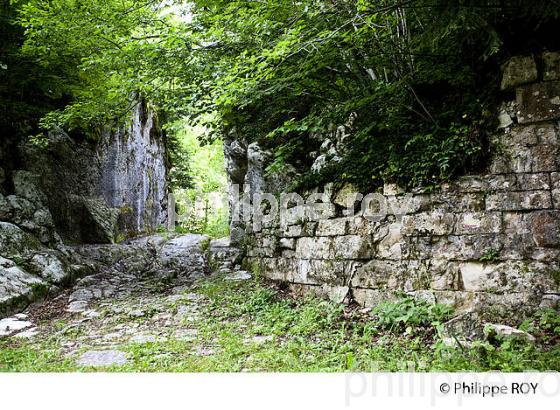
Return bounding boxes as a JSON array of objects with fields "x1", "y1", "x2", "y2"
[{"x1": 0, "y1": 101, "x2": 168, "y2": 317}]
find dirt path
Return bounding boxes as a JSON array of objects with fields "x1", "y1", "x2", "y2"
[{"x1": 0, "y1": 234, "x2": 242, "y2": 368}]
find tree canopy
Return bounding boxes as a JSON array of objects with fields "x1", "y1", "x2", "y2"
[{"x1": 4, "y1": 0, "x2": 560, "y2": 190}]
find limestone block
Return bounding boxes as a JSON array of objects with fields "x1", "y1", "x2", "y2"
[
  {"x1": 530, "y1": 210, "x2": 560, "y2": 247},
  {"x1": 497, "y1": 111, "x2": 513, "y2": 129},
  {"x1": 502, "y1": 212, "x2": 531, "y2": 234},
  {"x1": 295, "y1": 237, "x2": 333, "y2": 259},
  {"x1": 401, "y1": 211, "x2": 456, "y2": 236},
  {"x1": 500, "y1": 233, "x2": 533, "y2": 260},
  {"x1": 543, "y1": 51, "x2": 560, "y2": 81},
  {"x1": 553, "y1": 188, "x2": 560, "y2": 209},
  {"x1": 304, "y1": 202, "x2": 336, "y2": 222},
  {"x1": 452, "y1": 176, "x2": 489, "y2": 192},
  {"x1": 333, "y1": 183, "x2": 360, "y2": 209},
  {"x1": 460, "y1": 261, "x2": 553, "y2": 293},
  {"x1": 383, "y1": 183, "x2": 405, "y2": 196},
  {"x1": 298, "y1": 259, "x2": 357, "y2": 285},
  {"x1": 516, "y1": 81, "x2": 560, "y2": 124},
  {"x1": 278, "y1": 238, "x2": 295, "y2": 250},
  {"x1": 281, "y1": 205, "x2": 306, "y2": 226},
  {"x1": 534, "y1": 123, "x2": 558, "y2": 144},
  {"x1": 429, "y1": 260, "x2": 461, "y2": 291},
  {"x1": 350, "y1": 260, "x2": 402, "y2": 289},
  {"x1": 352, "y1": 288, "x2": 400, "y2": 308},
  {"x1": 552, "y1": 172, "x2": 560, "y2": 188},
  {"x1": 530, "y1": 247, "x2": 560, "y2": 263},
  {"x1": 281, "y1": 221, "x2": 317, "y2": 238},
  {"x1": 346, "y1": 216, "x2": 378, "y2": 235},
  {"x1": 333, "y1": 235, "x2": 374, "y2": 259},
  {"x1": 500, "y1": 56, "x2": 538, "y2": 90},
  {"x1": 459, "y1": 262, "x2": 499, "y2": 291},
  {"x1": 486, "y1": 191, "x2": 552, "y2": 211},
  {"x1": 316, "y1": 217, "x2": 348, "y2": 236},
  {"x1": 377, "y1": 223, "x2": 404, "y2": 259},
  {"x1": 486, "y1": 174, "x2": 517, "y2": 191},
  {"x1": 505, "y1": 125, "x2": 539, "y2": 146},
  {"x1": 552, "y1": 172, "x2": 560, "y2": 208},
  {"x1": 430, "y1": 192, "x2": 485, "y2": 212},
  {"x1": 455, "y1": 212, "x2": 502, "y2": 235},
  {"x1": 261, "y1": 257, "x2": 296, "y2": 282},
  {"x1": 515, "y1": 173, "x2": 550, "y2": 190},
  {"x1": 416, "y1": 234, "x2": 501, "y2": 261},
  {"x1": 321, "y1": 284, "x2": 349, "y2": 304},
  {"x1": 385, "y1": 194, "x2": 430, "y2": 215},
  {"x1": 484, "y1": 323, "x2": 536, "y2": 343},
  {"x1": 530, "y1": 144, "x2": 559, "y2": 172}
]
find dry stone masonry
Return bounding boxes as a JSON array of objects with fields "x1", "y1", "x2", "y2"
[{"x1": 229, "y1": 53, "x2": 560, "y2": 316}]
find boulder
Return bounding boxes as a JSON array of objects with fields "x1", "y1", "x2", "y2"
[
  {"x1": 0, "y1": 221, "x2": 40, "y2": 258},
  {"x1": 500, "y1": 56, "x2": 538, "y2": 91},
  {"x1": 28, "y1": 252, "x2": 69, "y2": 284},
  {"x1": 484, "y1": 323, "x2": 536, "y2": 343},
  {"x1": 77, "y1": 197, "x2": 119, "y2": 244},
  {"x1": 0, "y1": 263, "x2": 46, "y2": 317},
  {"x1": 12, "y1": 171, "x2": 47, "y2": 205}
]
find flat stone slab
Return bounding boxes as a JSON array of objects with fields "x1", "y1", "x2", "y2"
[
  {"x1": 67, "y1": 300, "x2": 88, "y2": 313},
  {"x1": 0, "y1": 318, "x2": 33, "y2": 336},
  {"x1": 76, "y1": 350, "x2": 128, "y2": 367},
  {"x1": 15, "y1": 327, "x2": 39, "y2": 339},
  {"x1": 224, "y1": 271, "x2": 252, "y2": 281},
  {"x1": 129, "y1": 334, "x2": 157, "y2": 344}
]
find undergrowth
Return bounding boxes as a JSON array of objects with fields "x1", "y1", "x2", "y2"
[{"x1": 1, "y1": 277, "x2": 558, "y2": 372}]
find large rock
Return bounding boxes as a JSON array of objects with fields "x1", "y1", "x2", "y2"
[
  {"x1": 20, "y1": 102, "x2": 167, "y2": 242},
  {"x1": 500, "y1": 56, "x2": 538, "y2": 90},
  {"x1": 12, "y1": 171, "x2": 47, "y2": 205},
  {"x1": 0, "y1": 222, "x2": 40, "y2": 258},
  {"x1": 0, "y1": 260, "x2": 46, "y2": 317},
  {"x1": 78, "y1": 197, "x2": 119, "y2": 244},
  {"x1": 484, "y1": 323, "x2": 536, "y2": 343},
  {"x1": 27, "y1": 252, "x2": 69, "y2": 284},
  {"x1": 159, "y1": 234, "x2": 209, "y2": 277}
]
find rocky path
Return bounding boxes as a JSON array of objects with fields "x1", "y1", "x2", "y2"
[{"x1": 0, "y1": 234, "x2": 244, "y2": 368}]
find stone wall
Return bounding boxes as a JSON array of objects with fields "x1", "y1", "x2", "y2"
[{"x1": 228, "y1": 53, "x2": 560, "y2": 316}]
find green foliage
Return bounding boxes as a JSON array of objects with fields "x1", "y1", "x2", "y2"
[
  {"x1": 373, "y1": 297, "x2": 453, "y2": 331},
  {"x1": 169, "y1": 117, "x2": 229, "y2": 238},
  {"x1": 480, "y1": 248, "x2": 501, "y2": 263},
  {"x1": 519, "y1": 308, "x2": 560, "y2": 342},
  {"x1": 8, "y1": 0, "x2": 560, "y2": 191},
  {"x1": 1, "y1": 278, "x2": 559, "y2": 372}
]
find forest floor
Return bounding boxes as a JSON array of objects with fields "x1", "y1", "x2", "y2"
[{"x1": 0, "y1": 235, "x2": 559, "y2": 372}]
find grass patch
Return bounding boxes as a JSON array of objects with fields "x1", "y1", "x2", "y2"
[{"x1": 1, "y1": 276, "x2": 559, "y2": 372}]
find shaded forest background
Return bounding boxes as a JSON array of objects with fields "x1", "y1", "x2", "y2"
[{"x1": 2, "y1": 0, "x2": 560, "y2": 192}]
